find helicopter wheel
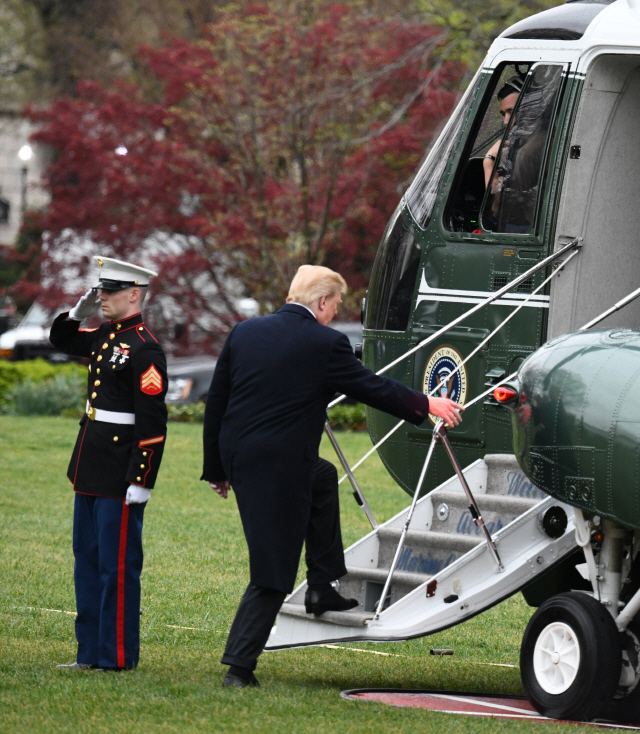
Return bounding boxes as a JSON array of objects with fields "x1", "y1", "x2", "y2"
[{"x1": 520, "y1": 592, "x2": 621, "y2": 721}]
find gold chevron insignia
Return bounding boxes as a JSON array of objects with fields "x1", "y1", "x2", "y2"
[{"x1": 140, "y1": 364, "x2": 163, "y2": 395}]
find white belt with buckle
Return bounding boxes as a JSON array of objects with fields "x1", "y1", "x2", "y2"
[{"x1": 86, "y1": 401, "x2": 135, "y2": 425}]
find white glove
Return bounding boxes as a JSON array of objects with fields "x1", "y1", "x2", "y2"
[
  {"x1": 69, "y1": 289, "x2": 101, "y2": 321},
  {"x1": 125, "y1": 485, "x2": 151, "y2": 505}
]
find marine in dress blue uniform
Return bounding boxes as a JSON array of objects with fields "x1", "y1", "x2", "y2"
[{"x1": 50, "y1": 256, "x2": 167, "y2": 671}]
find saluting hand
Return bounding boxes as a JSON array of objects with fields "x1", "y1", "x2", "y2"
[
  {"x1": 68, "y1": 289, "x2": 101, "y2": 321},
  {"x1": 210, "y1": 480, "x2": 229, "y2": 499},
  {"x1": 428, "y1": 397, "x2": 464, "y2": 428}
]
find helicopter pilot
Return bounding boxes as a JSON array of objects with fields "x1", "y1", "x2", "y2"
[{"x1": 483, "y1": 75, "x2": 524, "y2": 187}]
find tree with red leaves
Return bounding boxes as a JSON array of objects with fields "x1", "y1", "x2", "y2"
[{"x1": 24, "y1": 4, "x2": 462, "y2": 352}]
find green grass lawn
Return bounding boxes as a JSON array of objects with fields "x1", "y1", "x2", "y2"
[{"x1": 0, "y1": 416, "x2": 592, "y2": 733}]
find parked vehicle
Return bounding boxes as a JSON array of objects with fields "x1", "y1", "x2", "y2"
[
  {"x1": 330, "y1": 321, "x2": 363, "y2": 355},
  {"x1": 166, "y1": 356, "x2": 218, "y2": 404},
  {"x1": 0, "y1": 302, "x2": 69, "y2": 362}
]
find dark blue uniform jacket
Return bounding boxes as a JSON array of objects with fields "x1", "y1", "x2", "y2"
[
  {"x1": 201, "y1": 304, "x2": 430, "y2": 592},
  {"x1": 50, "y1": 311, "x2": 168, "y2": 498}
]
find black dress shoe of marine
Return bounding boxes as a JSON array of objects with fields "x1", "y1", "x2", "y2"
[
  {"x1": 304, "y1": 584, "x2": 358, "y2": 617},
  {"x1": 222, "y1": 667, "x2": 260, "y2": 688}
]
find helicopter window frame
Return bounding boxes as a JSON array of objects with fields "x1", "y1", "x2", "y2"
[
  {"x1": 480, "y1": 62, "x2": 567, "y2": 236},
  {"x1": 442, "y1": 61, "x2": 567, "y2": 239},
  {"x1": 405, "y1": 68, "x2": 484, "y2": 231},
  {"x1": 442, "y1": 62, "x2": 532, "y2": 235}
]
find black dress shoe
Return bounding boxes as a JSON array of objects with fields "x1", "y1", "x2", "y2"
[
  {"x1": 222, "y1": 671, "x2": 260, "y2": 688},
  {"x1": 304, "y1": 584, "x2": 358, "y2": 617}
]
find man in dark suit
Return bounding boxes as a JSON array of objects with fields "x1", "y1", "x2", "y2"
[
  {"x1": 50, "y1": 256, "x2": 168, "y2": 672},
  {"x1": 201, "y1": 265, "x2": 462, "y2": 687}
]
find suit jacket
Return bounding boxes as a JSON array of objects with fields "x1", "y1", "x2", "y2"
[
  {"x1": 201, "y1": 304, "x2": 430, "y2": 592},
  {"x1": 50, "y1": 311, "x2": 168, "y2": 498},
  {"x1": 202, "y1": 304, "x2": 430, "y2": 481}
]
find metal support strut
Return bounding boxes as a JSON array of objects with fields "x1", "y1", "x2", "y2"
[
  {"x1": 373, "y1": 421, "x2": 441, "y2": 621},
  {"x1": 373, "y1": 420, "x2": 504, "y2": 622},
  {"x1": 324, "y1": 422, "x2": 378, "y2": 530},
  {"x1": 435, "y1": 422, "x2": 504, "y2": 573}
]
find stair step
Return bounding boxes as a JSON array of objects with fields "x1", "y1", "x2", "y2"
[
  {"x1": 344, "y1": 565, "x2": 431, "y2": 586},
  {"x1": 377, "y1": 528, "x2": 482, "y2": 553},
  {"x1": 323, "y1": 565, "x2": 432, "y2": 611},
  {"x1": 279, "y1": 603, "x2": 372, "y2": 627},
  {"x1": 378, "y1": 526, "x2": 483, "y2": 578},
  {"x1": 434, "y1": 490, "x2": 538, "y2": 514},
  {"x1": 408, "y1": 489, "x2": 539, "y2": 540},
  {"x1": 484, "y1": 454, "x2": 546, "y2": 498},
  {"x1": 376, "y1": 528, "x2": 482, "y2": 575}
]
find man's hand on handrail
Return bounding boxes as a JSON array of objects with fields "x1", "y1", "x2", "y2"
[{"x1": 428, "y1": 397, "x2": 464, "y2": 428}]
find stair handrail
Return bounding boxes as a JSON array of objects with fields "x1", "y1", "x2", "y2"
[
  {"x1": 369, "y1": 283, "x2": 640, "y2": 622},
  {"x1": 328, "y1": 237, "x2": 583, "y2": 410},
  {"x1": 324, "y1": 422, "x2": 378, "y2": 529},
  {"x1": 335, "y1": 248, "x2": 581, "y2": 486}
]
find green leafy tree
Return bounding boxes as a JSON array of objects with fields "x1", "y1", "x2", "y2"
[
  {"x1": 0, "y1": 0, "x2": 46, "y2": 112},
  {"x1": 420, "y1": 0, "x2": 564, "y2": 70}
]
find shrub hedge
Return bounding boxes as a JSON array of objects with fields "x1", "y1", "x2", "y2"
[
  {"x1": 0, "y1": 360, "x2": 368, "y2": 431},
  {"x1": 167, "y1": 400, "x2": 367, "y2": 430},
  {"x1": 10, "y1": 373, "x2": 86, "y2": 416},
  {"x1": 0, "y1": 359, "x2": 87, "y2": 414},
  {"x1": 167, "y1": 402, "x2": 206, "y2": 423}
]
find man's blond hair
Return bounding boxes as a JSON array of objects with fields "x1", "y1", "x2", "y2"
[{"x1": 286, "y1": 265, "x2": 347, "y2": 308}]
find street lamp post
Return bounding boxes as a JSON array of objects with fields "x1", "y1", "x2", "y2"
[{"x1": 18, "y1": 144, "x2": 33, "y2": 212}]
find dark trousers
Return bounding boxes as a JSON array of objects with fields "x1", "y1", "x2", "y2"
[
  {"x1": 305, "y1": 457, "x2": 348, "y2": 585},
  {"x1": 73, "y1": 493, "x2": 145, "y2": 669},
  {"x1": 222, "y1": 457, "x2": 346, "y2": 670}
]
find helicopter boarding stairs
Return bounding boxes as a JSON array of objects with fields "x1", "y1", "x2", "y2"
[
  {"x1": 267, "y1": 240, "x2": 588, "y2": 651},
  {"x1": 266, "y1": 454, "x2": 578, "y2": 650}
]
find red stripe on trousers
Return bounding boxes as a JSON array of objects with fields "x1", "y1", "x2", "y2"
[{"x1": 117, "y1": 500, "x2": 130, "y2": 668}]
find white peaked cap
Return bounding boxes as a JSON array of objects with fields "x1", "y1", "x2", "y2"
[{"x1": 92, "y1": 256, "x2": 158, "y2": 290}]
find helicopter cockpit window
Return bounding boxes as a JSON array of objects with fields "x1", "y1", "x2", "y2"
[
  {"x1": 482, "y1": 64, "x2": 564, "y2": 234},
  {"x1": 365, "y1": 205, "x2": 421, "y2": 332},
  {"x1": 445, "y1": 63, "x2": 564, "y2": 235},
  {"x1": 405, "y1": 71, "x2": 482, "y2": 230},
  {"x1": 444, "y1": 63, "x2": 531, "y2": 233}
]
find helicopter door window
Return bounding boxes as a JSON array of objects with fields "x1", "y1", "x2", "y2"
[
  {"x1": 444, "y1": 63, "x2": 531, "y2": 233},
  {"x1": 482, "y1": 64, "x2": 565, "y2": 235},
  {"x1": 405, "y1": 70, "x2": 483, "y2": 230}
]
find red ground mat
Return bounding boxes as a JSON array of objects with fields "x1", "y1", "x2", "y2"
[{"x1": 340, "y1": 690, "x2": 640, "y2": 729}]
